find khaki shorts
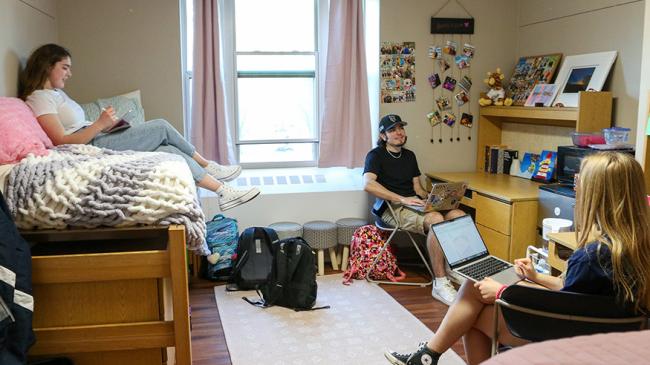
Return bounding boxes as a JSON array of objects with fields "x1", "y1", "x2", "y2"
[{"x1": 380, "y1": 203, "x2": 426, "y2": 235}]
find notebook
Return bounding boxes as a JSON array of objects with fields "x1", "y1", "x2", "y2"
[
  {"x1": 430, "y1": 215, "x2": 522, "y2": 285},
  {"x1": 104, "y1": 109, "x2": 134, "y2": 133},
  {"x1": 404, "y1": 182, "x2": 467, "y2": 213}
]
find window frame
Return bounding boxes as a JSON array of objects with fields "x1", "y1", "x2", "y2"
[{"x1": 232, "y1": 0, "x2": 321, "y2": 168}]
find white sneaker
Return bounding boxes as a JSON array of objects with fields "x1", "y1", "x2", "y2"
[
  {"x1": 205, "y1": 161, "x2": 242, "y2": 182},
  {"x1": 431, "y1": 277, "x2": 457, "y2": 305},
  {"x1": 218, "y1": 184, "x2": 260, "y2": 211}
]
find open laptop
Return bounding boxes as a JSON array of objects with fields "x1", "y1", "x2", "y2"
[
  {"x1": 430, "y1": 215, "x2": 522, "y2": 285},
  {"x1": 405, "y1": 182, "x2": 468, "y2": 213}
]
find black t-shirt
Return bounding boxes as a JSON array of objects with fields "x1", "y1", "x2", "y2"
[{"x1": 363, "y1": 146, "x2": 421, "y2": 213}]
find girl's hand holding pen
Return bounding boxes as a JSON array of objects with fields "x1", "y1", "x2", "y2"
[
  {"x1": 513, "y1": 257, "x2": 537, "y2": 282},
  {"x1": 97, "y1": 106, "x2": 118, "y2": 131}
]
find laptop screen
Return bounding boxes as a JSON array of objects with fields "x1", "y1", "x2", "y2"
[{"x1": 430, "y1": 215, "x2": 488, "y2": 267}]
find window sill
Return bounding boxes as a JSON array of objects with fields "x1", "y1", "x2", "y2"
[{"x1": 199, "y1": 166, "x2": 364, "y2": 196}]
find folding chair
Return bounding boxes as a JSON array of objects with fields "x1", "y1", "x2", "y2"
[
  {"x1": 491, "y1": 284, "x2": 648, "y2": 356},
  {"x1": 366, "y1": 203, "x2": 433, "y2": 286}
]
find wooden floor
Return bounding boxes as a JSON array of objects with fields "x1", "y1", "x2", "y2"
[{"x1": 188, "y1": 268, "x2": 467, "y2": 365}]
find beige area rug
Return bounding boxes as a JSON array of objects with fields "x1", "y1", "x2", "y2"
[{"x1": 214, "y1": 274, "x2": 465, "y2": 365}]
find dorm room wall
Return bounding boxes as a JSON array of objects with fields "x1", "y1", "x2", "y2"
[
  {"x1": 55, "y1": 0, "x2": 185, "y2": 133},
  {"x1": 379, "y1": 0, "x2": 519, "y2": 173},
  {"x1": 0, "y1": 0, "x2": 59, "y2": 97},
  {"x1": 507, "y1": 0, "x2": 645, "y2": 155}
]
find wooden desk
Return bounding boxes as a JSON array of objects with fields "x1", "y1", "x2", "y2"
[
  {"x1": 426, "y1": 172, "x2": 541, "y2": 262},
  {"x1": 547, "y1": 231, "x2": 578, "y2": 273}
]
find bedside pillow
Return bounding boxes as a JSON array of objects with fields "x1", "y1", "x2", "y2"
[
  {"x1": 79, "y1": 89, "x2": 146, "y2": 126},
  {"x1": 0, "y1": 97, "x2": 53, "y2": 164}
]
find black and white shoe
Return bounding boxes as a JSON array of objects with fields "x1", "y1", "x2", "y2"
[{"x1": 385, "y1": 342, "x2": 440, "y2": 365}]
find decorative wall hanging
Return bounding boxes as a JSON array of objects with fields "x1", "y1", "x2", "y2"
[
  {"x1": 380, "y1": 42, "x2": 416, "y2": 103},
  {"x1": 428, "y1": 0, "x2": 474, "y2": 143},
  {"x1": 505, "y1": 53, "x2": 562, "y2": 106}
]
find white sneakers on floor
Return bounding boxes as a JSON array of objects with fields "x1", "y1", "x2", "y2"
[
  {"x1": 217, "y1": 184, "x2": 260, "y2": 211},
  {"x1": 431, "y1": 277, "x2": 457, "y2": 305},
  {"x1": 205, "y1": 161, "x2": 242, "y2": 182}
]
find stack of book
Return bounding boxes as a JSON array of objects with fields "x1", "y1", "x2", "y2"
[{"x1": 484, "y1": 145, "x2": 518, "y2": 174}]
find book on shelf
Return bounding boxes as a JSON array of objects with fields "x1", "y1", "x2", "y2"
[
  {"x1": 485, "y1": 145, "x2": 507, "y2": 174},
  {"x1": 502, "y1": 149, "x2": 518, "y2": 174}
]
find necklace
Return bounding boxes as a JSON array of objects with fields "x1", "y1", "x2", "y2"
[{"x1": 386, "y1": 148, "x2": 402, "y2": 159}]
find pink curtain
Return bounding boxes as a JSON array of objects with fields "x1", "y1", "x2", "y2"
[
  {"x1": 191, "y1": 0, "x2": 236, "y2": 164},
  {"x1": 318, "y1": 0, "x2": 372, "y2": 168}
]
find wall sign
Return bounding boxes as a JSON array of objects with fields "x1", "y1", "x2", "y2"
[{"x1": 430, "y1": 18, "x2": 474, "y2": 34}]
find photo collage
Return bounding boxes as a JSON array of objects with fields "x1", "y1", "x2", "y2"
[
  {"x1": 381, "y1": 42, "x2": 416, "y2": 104},
  {"x1": 505, "y1": 53, "x2": 562, "y2": 106}
]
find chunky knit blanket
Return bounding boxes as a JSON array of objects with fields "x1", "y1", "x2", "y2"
[{"x1": 5, "y1": 144, "x2": 209, "y2": 255}]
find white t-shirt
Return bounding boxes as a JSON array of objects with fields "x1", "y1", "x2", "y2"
[{"x1": 25, "y1": 89, "x2": 92, "y2": 135}]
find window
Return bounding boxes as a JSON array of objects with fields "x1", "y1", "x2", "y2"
[
  {"x1": 183, "y1": 0, "x2": 379, "y2": 168},
  {"x1": 234, "y1": 0, "x2": 318, "y2": 167}
]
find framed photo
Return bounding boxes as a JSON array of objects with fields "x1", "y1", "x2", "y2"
[
  {"x1": 524, "y1": 84, "x2": 558, "y2": 107},
  {"x1": 505, "y1": 53, "x2": 562, "y2": 106},
  {"x1": 552, "y1": 51, "x2": 617, "y2": 107}
]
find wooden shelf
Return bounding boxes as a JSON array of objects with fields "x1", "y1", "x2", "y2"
[
  {"x1": 476, "y1": 91, "x2": 613, "y2": 171},
  {"x1": 480, "y1": 105, "x2": 579, "y2": 127}
]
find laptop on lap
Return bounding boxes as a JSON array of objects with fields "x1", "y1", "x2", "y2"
[
  {"x1": 404, "y1": 182, "x2": 468, "y2": 213},
  {"x1": 430, "y1": 215, "x2": 522, "y2": 285}
]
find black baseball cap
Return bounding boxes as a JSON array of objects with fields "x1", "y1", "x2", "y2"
[{"x1": 379, "y1": 114, "x2": 408, "y2": 133}]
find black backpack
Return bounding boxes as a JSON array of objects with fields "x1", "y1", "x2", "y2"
[
  {"x1": 227, "y1": 227, "x2": 277, "y2": 290},
  {"x1": 244, "y1": 237, "x2": 328, "y2": 311}
]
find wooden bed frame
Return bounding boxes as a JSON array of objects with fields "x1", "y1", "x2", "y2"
[{"x1": 22, "y1": 225, "x2": 192, "y2": 365}]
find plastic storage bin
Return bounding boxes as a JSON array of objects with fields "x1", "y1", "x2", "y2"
[
  {"x1": 571, "y1": 132, "x2": 605, "y2": 147},
  {"x1": 603, "y1": 127, "x2": 630, "y2": 145}
]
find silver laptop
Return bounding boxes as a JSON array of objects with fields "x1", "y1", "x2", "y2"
[
  {"x1": 430, "y1": 215, "x2": 522, "y2": 285},
  {"x1": 404, "y1": 182, "x2": 467, "y2": 213}
]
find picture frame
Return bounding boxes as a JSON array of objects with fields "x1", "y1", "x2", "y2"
[
  {"x1": 524, "y1": 84, "x2": 558, "y2": 107},
  {"x1": 552, "y1": 51, "x2": 617, "y2": 107},
  {"x1": 505, "y1": 53, "x2": 562, "y2": 106}
]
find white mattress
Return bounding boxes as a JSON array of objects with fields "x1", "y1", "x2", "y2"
[{"x1": 0, "y1": 163, "x2": 15, "y2": 196}]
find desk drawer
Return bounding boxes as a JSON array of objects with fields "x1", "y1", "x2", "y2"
[
  {"x1": 477, "y1": 224, "x2": 510, "y2": 261},
  {"x1": 475, "y1": 193, "x2": 511, "y2": 235}
]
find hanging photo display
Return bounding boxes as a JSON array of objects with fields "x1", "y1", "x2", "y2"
[
  {"x1": 428, "y1": 1, "x2": 475, "y2": 143},
  {"x1": 380, "y1": 41, "x2": 416, "y2": 103}
]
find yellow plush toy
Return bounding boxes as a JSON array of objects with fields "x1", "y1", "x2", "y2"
[{"x1": 478, "y1": 68, "x2": 513, "y2": 107}]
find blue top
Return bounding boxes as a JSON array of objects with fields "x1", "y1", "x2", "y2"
[{"x1": 562, "y1": 242, "x2": 614, "y2": 296}]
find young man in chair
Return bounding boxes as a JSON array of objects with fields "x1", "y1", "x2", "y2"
[{"x1": 363, "y1": 114, "x2": 465, "y2": 305}]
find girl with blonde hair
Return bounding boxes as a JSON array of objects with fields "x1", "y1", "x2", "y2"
[{"x1": 385, "y1": 151, "x2": 650, "y2": 365}]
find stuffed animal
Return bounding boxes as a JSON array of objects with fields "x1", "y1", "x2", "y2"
[{"x1": 478, "y1": 68, "x2": 513, "y2": 107}]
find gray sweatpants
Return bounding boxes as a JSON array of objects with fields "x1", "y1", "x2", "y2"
[{"x1": 90, "y1": 119, "x2": 207, "y2": 181}]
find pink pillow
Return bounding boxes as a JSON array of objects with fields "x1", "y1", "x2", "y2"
[{"x1": 0, "y1": 97, "x2": 53, "y2": 164}]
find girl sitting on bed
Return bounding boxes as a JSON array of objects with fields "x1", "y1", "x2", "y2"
[
  {"x1": 384, "y1": 151, "x2": 650, "y2": 365},
  {"x1": 19, "y1": 43, "x2": 258, "y2": 211}
]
